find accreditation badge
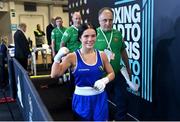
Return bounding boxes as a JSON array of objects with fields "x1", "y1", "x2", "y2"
[
  {"x1": 110, "y1": 52, "x2": 115, "y2": 60},
  {"x1": 104, "y1": 49, "x2": 115, "y2": 62}
]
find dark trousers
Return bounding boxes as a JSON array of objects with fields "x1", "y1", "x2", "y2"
[
  {"x1": 106, "y1": 71, "x2": 128, "y2": 120},
  {"x1": 15, "y1": 57, "x2": 28, "y2": 70}
]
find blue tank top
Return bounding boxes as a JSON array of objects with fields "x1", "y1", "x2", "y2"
[{"x1": 72, "y1": 49, "x2": 105, "y2": 87}]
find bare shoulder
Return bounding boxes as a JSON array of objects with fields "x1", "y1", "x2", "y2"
[
  {"x1": 63, "y1": 52, "x2": 76, "y2": 66},
  {"x1": 64, "y1": 52, "x2": 76, "y2": 61},
  {"x1": 67, "y1": 52, "x2": 75, "y2": 57}
]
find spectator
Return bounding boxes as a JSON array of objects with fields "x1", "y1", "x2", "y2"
[
  {"x1": 34, "y1": 24, "x2": 45, "y2": 59},
  {"x1": 94, "y1": 7, "x2": 131, "y2": 120},
  {"x1": 0, "y1": 38, "x2": 7, "y2": 87},
  {"x1": 46, "y1": 18, "x2": 55, "y2": 46},
  {"x1": 51, "y1": 17, "x2": 66, "y2": 58},
  {"x1": 60, "y1": 11, "x2": 82, "y2": 52},
  {"x1": 14, "y1": 23, "x2": 31, "y2": 70}
]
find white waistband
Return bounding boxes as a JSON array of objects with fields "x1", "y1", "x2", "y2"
[{"x1": 74, "y1": 86, "x2": 104, "y2": 96}]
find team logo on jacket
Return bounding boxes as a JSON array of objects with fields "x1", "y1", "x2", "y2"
[
  {"x1": 97, "y1": 39, "x2": 104, "y2": 42},
  {"x1": 114, "y1": 37, "x2": 118, "y2": 42}
]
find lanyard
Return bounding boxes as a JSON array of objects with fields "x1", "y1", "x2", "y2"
[
  {"x1": 57, "y1": 27, "x2": 63, "y2": 34},
  {"x1": 100, "y1": 28, "x2": 113, "y2": 51},
  {"x1": 72, "y1": 25, "x2": 78, "y2": 31}
]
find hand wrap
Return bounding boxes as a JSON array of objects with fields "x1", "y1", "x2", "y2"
[
  {"x1": 54, "y1": 47, "x2": 69, "y2": 63},
  {"x1": 94, "y1": 77, "x2": 109, "y2": 92},
  {"x1": 120, "y1": 67, "x2": 139, "y2": 92}
]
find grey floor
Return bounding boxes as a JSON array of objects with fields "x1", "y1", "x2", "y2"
[{"x1": 0, "y1": 87, "x2": 23, "y2": 121}]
